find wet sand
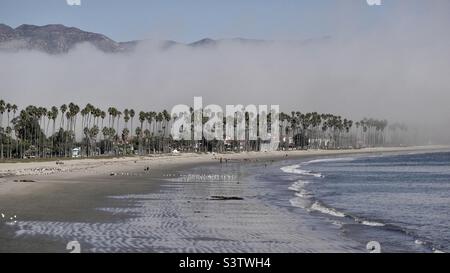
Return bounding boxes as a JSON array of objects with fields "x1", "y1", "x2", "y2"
[
  {"x1": 0, "y1": 156, "x2": 211, "y2": 252},
  {"x1": 0, "y1": 146, "x2": 448, "y2": 252}
]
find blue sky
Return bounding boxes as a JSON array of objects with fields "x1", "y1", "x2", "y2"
[{"x1": 0, "y1": 0, "x2": 388, "y2": 42}]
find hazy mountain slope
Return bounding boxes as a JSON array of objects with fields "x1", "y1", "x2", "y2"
[{"x1": 0, "y1": 23, "x2": 330, "y2": 54}]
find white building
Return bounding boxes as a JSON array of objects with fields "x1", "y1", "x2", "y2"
[{"x1": 72, "y1": 147, "x2": 81, "y2": 158}]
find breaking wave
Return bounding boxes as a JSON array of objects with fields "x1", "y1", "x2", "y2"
[
  {"x1": 280, "y1": 165, "x2": 323, "y2": 178},
  {"x1": 281, "y1": 157, "x2": 388, "y2": 230}
]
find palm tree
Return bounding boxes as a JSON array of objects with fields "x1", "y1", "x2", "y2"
[
  {"x1": 123, "y1": 109, "x2": 130, "y2": 130},
  {"x1": 135, "y1": 126, "x2": 142, "y2": 150},
  {"x1": 116, "y1": 110, "x2": 122, "y2": 153},
  {"x1": 123, "y1": 109, "x2": 130, "y2": 154},
  {"x1": 122, "y1": 128, "x2": 130, "y2": 144},
  {"x1": 156, "y1": 112, "x2": 164, "y2": 152},
  {"x1": 109, "y1": 127, "x2": 116, "y2": 154},
  {"x1": 5, "y1": 103, "x2": 12, "y2": 158},
  {"x1": 100, "y1": 111, "x2": 106, "y2": 142},
  {"x1": 90, "y1": 125, "x2": 99, "y2": 155},
  {"x1": 49, "y1": 106, "x2": 58, "y2": 157},
  {"x1": 0, "y1": 99, "x2": 5, "y2": 159},
  {"x1": 162, "y1": 110, "x2": 171, "y2": 152},
  {"x1": 129, "y1": 109, "x2": 135, "y2": 149},
  {"x1": 102, "y1": 126, "x2": 110, "y2": 154},
  {"x1": 65, "y1": 103, "x2": 80, "y2": 157},
  {"x1": 12, "y1": 104, "x2": 18, "y2": 158},
  {"x1": 5, "y1": 126, "x2": 12, "y2": 159},
  {"x1": 145, "y1": 112, "x2": 154, "y2": 153},
  {"x1": 59, "y1": 104, "x2": 67, "y2": 156},
  {"x1": 138, "y1": 111, "x2": 146, "y2": 155}
]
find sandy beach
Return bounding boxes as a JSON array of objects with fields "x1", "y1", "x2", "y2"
[
  {"x1": 0, "y1": 145, "x2": 448, "y2": 252},
  {"x1": 0, "y1": 145, "x2": 446, "y2": 198},
  {"x1": 2, "y1": 145, "x2": 448, "y2": 182}
]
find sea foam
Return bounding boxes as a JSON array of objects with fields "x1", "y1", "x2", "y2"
[
  {"x1": 288, "y1": 180, "x2": 310, "y2": 192},
  {"x1": 310, "y1": 202, "x2": 346, "y2": 218},
  {"x1": 360, "y1": 220, "x2": 385, "y2": 227},
  {"x1": 303, "y1": 157, "x2": 356, "y2": 165},
  {"x1": 280, "y1": 165, "x2": 323, "y2": 178}
]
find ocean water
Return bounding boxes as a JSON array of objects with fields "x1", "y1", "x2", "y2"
[{"x1": 276, "y1": 151, "x2": 450, "y2": 253}]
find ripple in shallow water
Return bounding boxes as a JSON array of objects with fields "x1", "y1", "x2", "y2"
[{"x1": 9, "y1": 179, "x2": 361, "y2": 253}]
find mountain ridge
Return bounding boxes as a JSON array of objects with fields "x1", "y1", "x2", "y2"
[{"x1": 0, "y1": 23, "x2": 331, "y2": 54}]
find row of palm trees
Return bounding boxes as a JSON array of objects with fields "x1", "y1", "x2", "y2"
[
  {"x1": 0, "y1": 100, "x2": 18, "y2": 159},
  {"x1": 0, "y1": 99, "x2": 407, "y2": 160},
  {"x1": 277, "y1": 112, "x2": 397, "y2": 150}
]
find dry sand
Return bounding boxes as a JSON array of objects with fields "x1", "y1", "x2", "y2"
[{"x1": 0, "y1": 145, "x2": 448, "y2": 198}]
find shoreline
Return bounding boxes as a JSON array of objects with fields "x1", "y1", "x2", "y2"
[
  {"x1": 2, "y1": 145, "x2": 448, "y2": 176},
  {"x1": 1, "y1": 145, "x2": 449, "y2": 197}
]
